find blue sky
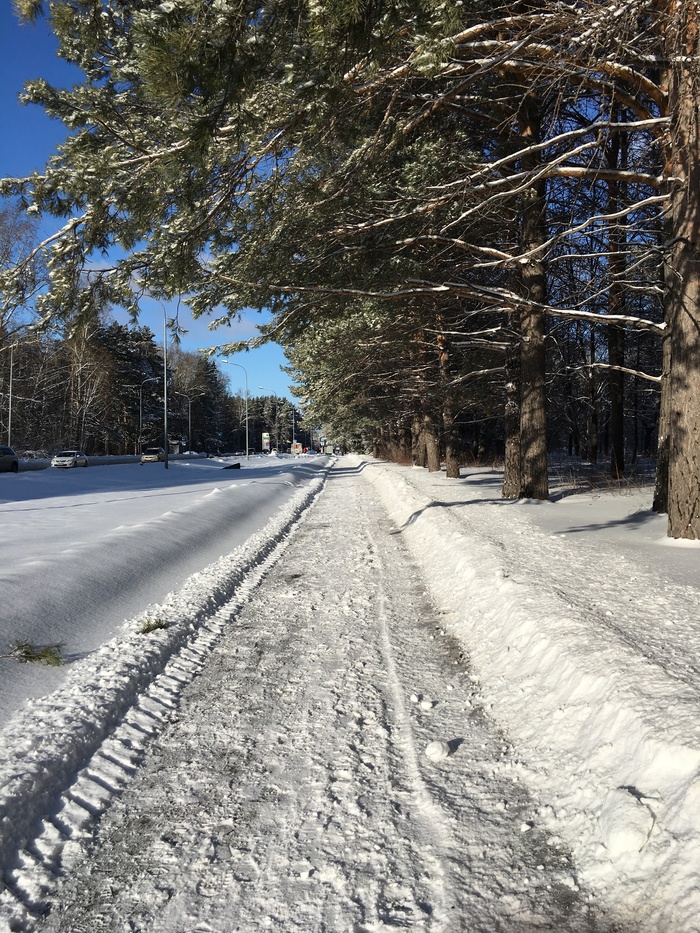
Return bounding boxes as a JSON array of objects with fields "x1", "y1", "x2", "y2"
[{"x1": 0, "y1": 5, "x2": 294, "y2": 401}]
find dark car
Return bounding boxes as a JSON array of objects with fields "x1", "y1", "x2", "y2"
[{"x1": 0, "y1": 446, "x2": 19, "y2": 473}]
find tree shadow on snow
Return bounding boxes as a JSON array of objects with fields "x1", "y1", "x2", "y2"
[{"x1": 549, "y1": 508, "x2": 660, "y2": 536}]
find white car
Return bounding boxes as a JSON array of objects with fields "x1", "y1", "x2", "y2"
[
  {"x1": 51, "y1": 450, "x2": 89, "y2": 468},
  {"x1": 140, "y1": 447, "x2": 166, "y2": 463}
]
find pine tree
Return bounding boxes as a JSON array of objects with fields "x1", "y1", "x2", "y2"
[{"x1": 4, "y1": 0, "x2": 700, "y2": 535}]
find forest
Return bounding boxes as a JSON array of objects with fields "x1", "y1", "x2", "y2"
[
  {"x1": 0, "y1": 204, "x2": 304, "y2": 455},
  {"x1": 0, "y1": 317, "x2": 302, "y2": 456},
  {"x1": 0, "y1": 0, "x2": 699, "y2": 536}
]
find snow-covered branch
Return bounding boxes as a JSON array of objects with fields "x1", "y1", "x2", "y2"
[{"x1": 569, "y1": 362, "x2": 662, "y2": 384}]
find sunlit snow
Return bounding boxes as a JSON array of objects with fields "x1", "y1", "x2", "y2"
[{"x1": 0, "y1": 453, "x2": 698, "y2": 932}]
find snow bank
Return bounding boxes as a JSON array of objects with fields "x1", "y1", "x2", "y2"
[
  {"x1": 362, "y1": 457, "x2": 700, "y2": 931},
  {"x1": 3, "y1": 452, "x2": 699, "y2": 931},
  {"x1": 0, "y1": 473, "x2": 326, "y2": 886}
]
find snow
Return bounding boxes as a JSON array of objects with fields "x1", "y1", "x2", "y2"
[
  {"x1": 0, "y1": 454, "x2": 327, "y2": 723},
  {"x1": 367, "y1": 459, "x2": 700, "y2": 931},
  {"x1": 424, "y1": 740, "x2": 452, "y2": 761},
  {"x1": 0, "y1": 454, "x2": 699, "y2": 931}
]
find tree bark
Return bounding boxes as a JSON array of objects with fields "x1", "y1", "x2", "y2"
[
  {"x1": 502, "y1": 334, "x2": 522, "y2": 497},
  {"x1": 517, "y1": 94, "x2": 549, "y2": 500},
  {"x1": 653, "y1": 331, "x2": 671, "y2": 513},
  {"x1": 587, "y1": 402, "x2": 598, "y2": 465},
  {"x1": 423, "y1": 413, "x2": 441, "y2": 472},
  {"x1": 411, "y1": 414, "x2": 426, "y2": 467},
  {"x1": 662, "y1": 0, "x2": 700, "y2": 537},
  {"x1": 607, "y1": 325, "x2": 625, "y2": 477},
  {"x1": 397, "y1": 420, "x2": 412, "y2": 465},
  {"x1": 437, "y1": 325, "x2": 460, "y2": 479},
  {"x1": 606, "y1": 152, "x2": 626, "y2": 479}
]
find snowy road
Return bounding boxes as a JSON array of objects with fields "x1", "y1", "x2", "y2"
[
  {"x1": 0, "y1": 456, "x2": 327, "y2": 723},
  {"x1": 31, "y1": 462, "x2": 598, "y2": 933},
  {"x1": 3, "y1": 454, "x2": 696, "y2": 930}
]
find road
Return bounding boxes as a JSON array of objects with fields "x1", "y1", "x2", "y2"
[{"x1": 0, "y1": 455, "x2": 328, "y2": 725}]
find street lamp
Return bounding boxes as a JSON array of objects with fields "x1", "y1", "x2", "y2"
[
  {"x1": 174, "y1": 390, "x2": 205, "y2": 453},
  {"x1": 1, "y1": 341, "x2": 17, "y2": 447},
  {"x1": 161, "y1": 305, "x2": 169, "y2": 470},
  {"x1": 139, "y1": 376, "x2": 160, "y2": 453},
  {"x1": 221, "y1": 359, "x2": 249, "y2": 459},
  {"x1": 258, "y1": 386, "x2": 279, "y2": 451},
  {"x1": 7, "y1": 343, "x2": 14, "y2": 447}
]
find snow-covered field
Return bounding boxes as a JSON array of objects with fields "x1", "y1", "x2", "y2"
[
  {"x1": 0, "y1": 454, "x2": 698, "y2": 931},
  {"x1": 0, "y1": 453, "x2": 328, "y2": 721}
]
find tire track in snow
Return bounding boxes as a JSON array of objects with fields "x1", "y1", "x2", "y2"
[
  {"x1": 351, "y1": 493, "x2": 457, "y2": 925},
  {"x1": 0, "y1": 473, "x2": 328, "y2": 932},
  {"x1": 29, "y1": 464, "x2": 602, "y2": 933}
]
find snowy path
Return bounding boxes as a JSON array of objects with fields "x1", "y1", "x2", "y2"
[
  {"x1": 364, "y1": 459, "x2": 700, "y2": 931},
  {"x1": 31, "y1": 463, "x2": 599, "y2": 932}
]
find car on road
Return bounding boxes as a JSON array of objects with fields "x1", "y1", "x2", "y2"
[
  {"x1": 51, "y1": 450, "x2": 89, "y2": 468},
  {"x1": 0, "y1": 446, "x2": 19, "y2": 473},
  {"x1": 141, "y1": 447, "x2": 166, "y2": 463}
]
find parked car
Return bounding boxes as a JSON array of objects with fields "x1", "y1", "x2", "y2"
[
  {"x1": 51, "y1": 450, "x2": 89, "y2": 468},
  {"x1": 141, "y1": 447, "x2": 166, "y2": 463},
  {"x1": 0, "y1": 446, "x2": 19, "y2": 473}
]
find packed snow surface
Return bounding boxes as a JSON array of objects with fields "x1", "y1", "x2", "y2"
[{"x1": 0, "y1": 455, "x2": 698, "y2": 931}]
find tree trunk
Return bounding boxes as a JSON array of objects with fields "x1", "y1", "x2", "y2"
[
  {"x1": 519, "y1": 306, "x2": 548, "y2": 497},
  {"x1": 443, "y1": 416, "x2": 460, "y2": 478},
  {"x1": 653, "y1": 331, "x2": 671, "y2": 513},
  {"x1": 423, "y1": 413, "x2": 441, "y2": 472},
  {"x1": 585, "y1": 326, "x2": 598, "y2": 464},
  {"x1": 517, "y1": 93, "x2": 549, "y2": 499},
  {"x1": 411, "y1": 414, "x2": 426, "y2": 467},
  {"x1": 662, "y1": 0, "x2": 700, "y2": 537},
  {"x1": 397, "y1": 421, "x2": 412, "y2": 465},
  {"x1": 588, "y1": 403, "x2": 598, "y2": 465},
  {"x1": 606, "y1": 129, "x2": 627, "y2": 479},
  {"x1": 607, "y1": 325, "x2": 625, "y2": 478},
  {"x1": 437, "y1": 325, "x2": 460, "y2": 478},
  {"x1": 502, "y1": 335, "x2": 521, "y2": 497}
]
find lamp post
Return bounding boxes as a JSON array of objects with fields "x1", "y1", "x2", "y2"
[
  {"x1": 139, "y1": 376, "x2": 160, "y2": 453},
  {"x1": 162, "y1": 309, "x2": 169, "y2": 470},
  {"x1": 221, "y1": 359, "x2": 249, "y2": 459},
  {"x1": 1, "y1": 342, "x2": 17, "y2": 447},
  {"x1": 174, "y1": 390, "x2": 205, "y2": 453},
  {"x1": 258, "y1": 386, "x2": 280, "y2": 452},
  {"x1": 7, "y1": 343, "x2": 14, "y2": 447}
]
